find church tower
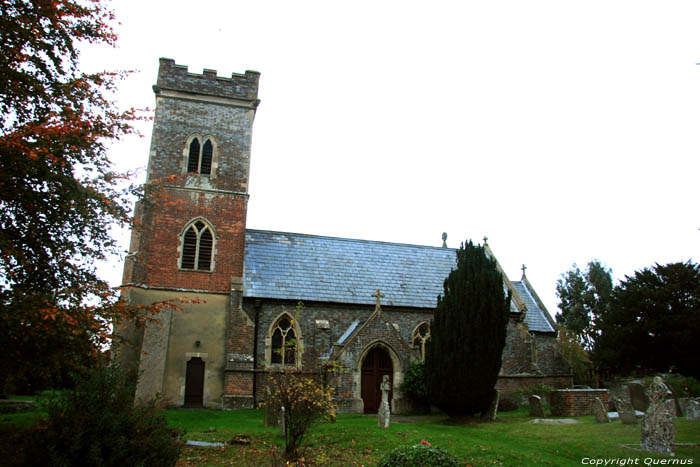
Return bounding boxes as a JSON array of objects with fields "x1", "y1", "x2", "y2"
[{"x1": 120, "y1": 59, "x2": 260, "y2": 408}]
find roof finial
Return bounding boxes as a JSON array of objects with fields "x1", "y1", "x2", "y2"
[
  {"x1": 441, "y1": 232, "x2": 447, "y2": 248},
  {"x1": 372, "y1": 288, "x2": 385, "y2": 314},
  {"x1": 521, "y1": 264, "x2": 527, "y2": 279},
  {"x1": 483, "y1": 236, "x2": 488, "y2": 246}
]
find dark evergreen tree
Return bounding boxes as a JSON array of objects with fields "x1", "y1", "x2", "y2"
[
  {"x1": 425, "y1": 240, "x2": 511, "y2": 417},
  {"x1": 593, "y1": 261, "x2": 700, "y2": 378}
]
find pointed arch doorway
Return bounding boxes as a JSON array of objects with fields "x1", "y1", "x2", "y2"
[{"x1": 361, "y1": 346, "x2": 393, "y2": 414}]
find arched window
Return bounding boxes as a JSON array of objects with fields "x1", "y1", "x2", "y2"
[
  {"x1": 267, "y1": 314, "x2": 301, "y2": 366},
  {"x1": 186, "y1": 137, "x2": 214, "y2": 175},
  {"x1": 412, "y1": 322, "x2": 431, "y2": 360},
  {"x1": 180, "y1": 220, "x2": 214, "y2": 271}
]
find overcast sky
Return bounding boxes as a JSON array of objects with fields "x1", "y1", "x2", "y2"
[{"x1": 87, "y1": 0, "x2": 700, "y2": 315}]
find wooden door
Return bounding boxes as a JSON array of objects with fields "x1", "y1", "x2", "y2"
[
  {"x1": 361, "y1": 347, "x2": 393, "y2": 414},
  {"x1": 184, "y1": 357, "x2": 205, "y2": 407}
]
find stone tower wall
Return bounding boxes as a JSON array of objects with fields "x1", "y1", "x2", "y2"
[{"x1": 121, "y1": 59, "x2": 260, "y2": 408}]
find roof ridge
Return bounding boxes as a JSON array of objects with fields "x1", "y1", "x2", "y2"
[{"x1": 245, "y1": 228, "x2": 456, "y2": 251}]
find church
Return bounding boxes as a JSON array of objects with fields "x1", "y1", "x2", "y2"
[{"x1": 118, "y1": 58, "x2": 571, "y2": 413}]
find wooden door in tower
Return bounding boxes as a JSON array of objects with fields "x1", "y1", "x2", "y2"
[
  {"x1": 184, "y1": 357, "x2": 205, "y2": 407},
  {"x1": 361, "y1": 347, "x2": 393, "y2": 414}
]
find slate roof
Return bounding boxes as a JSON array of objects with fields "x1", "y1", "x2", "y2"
[
  {"x1": 511, "y1": 281, "x2": 556, "y2": 333},
  {"x1": 243, "y1": 229, "x2": 555, "y2": 333}
]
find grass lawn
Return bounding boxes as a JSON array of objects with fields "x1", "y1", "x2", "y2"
[
  {"x1": 167, "y1": 408, "x2": 700, "y2": 466},
  {"x1": 1, "y1": 399, "x2": 697, "y2": 466}
]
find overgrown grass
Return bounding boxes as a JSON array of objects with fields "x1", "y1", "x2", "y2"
[{"x1": 167, "y1": 408, "x2": 700, "y2": 466}]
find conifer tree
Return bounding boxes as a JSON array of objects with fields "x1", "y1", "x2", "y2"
[{"x1": 425, "y1": 240, "x2": 511, "y2": 417}]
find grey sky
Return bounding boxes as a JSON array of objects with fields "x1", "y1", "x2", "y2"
[{"x1": 90, "y1": 0, "x2": 700, "y2": 315}]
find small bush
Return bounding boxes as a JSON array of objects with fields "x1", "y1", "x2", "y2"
[
  {"x1": 267, "y1": 367, "x2": 336, "y2": 458},
  {"x1": 23, "y1": 361, "x2": 181, "y2": 467},
  {"x1": 379, "y1": 441, "x2": 459, "y2": 467}
]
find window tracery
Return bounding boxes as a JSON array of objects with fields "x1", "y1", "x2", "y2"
[{"x1": 412, "y1": 322, "x2": 431, "y2": 360}]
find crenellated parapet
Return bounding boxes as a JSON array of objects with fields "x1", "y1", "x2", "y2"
[{"x1": 155, "y1": 58, "x2": 260, "y2": 103}]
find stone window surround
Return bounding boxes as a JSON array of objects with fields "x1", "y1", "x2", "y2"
[
  {"x1": 182, "y1": 134, "x2": 220, "y2": 178},
  {"x1": 177, "y1": 217, "x2": 218, "y2": 272},
  {"x1": 411, "y1": 321, "x2": 431, "y2": 360},
  {"x1": 264, "y1": 311, "x2": 304, "y2": 368}
]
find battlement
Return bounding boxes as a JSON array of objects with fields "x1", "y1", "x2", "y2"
[{"x1": 155, "y1": 58, "x2": 260, "y2": 101}]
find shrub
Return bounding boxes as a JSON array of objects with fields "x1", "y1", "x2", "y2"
[
  {"x1": 23, "y1": 361, "x2": 181, "y2": 467},
  {"x1": 379, "y1": 441, "x2": 459, "y2": 467},
  {"x1": 401, "y1": 360, "x2": 428, "y2": 406},
  {"x1": 266, "y1": 367, "x2": 336, "y2": 458}
]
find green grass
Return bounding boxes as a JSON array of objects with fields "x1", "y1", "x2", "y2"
[
  {"x1": 2, "y1": 401, "x2": 697, "y2": 466},
  {"x1": 166, "y1": 408, "x2": 700, "y2": 466}
]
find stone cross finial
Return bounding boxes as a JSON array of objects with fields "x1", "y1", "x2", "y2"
[
  {"x1": 442, "y1": 232, "x2": 447, "y2": 248},
  {"x1": 521, "y1": 264, "x2": 527, "y2": 278},
  {"x1": 372, "y1": 289, "x2": 385, "y2": 313},
  {"x1": 483, "y1": 236, "x2": 489, "y2": 246}
]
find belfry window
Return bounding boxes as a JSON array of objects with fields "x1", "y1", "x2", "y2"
[
  {"x1": 412, "y1": 322, "x2": 431, "y2": 360},
  {"x1": 187, "y1": 137, "x2": 214, "y2": 175},
  {"x1": 270, "y1": 315, "x2": 297, "y2": 366},
  {"x1": 180, "y1": 220, "x2": 214, "y2": 271}
]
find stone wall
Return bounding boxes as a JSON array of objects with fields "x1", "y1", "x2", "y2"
[{"x1": 550, "y1": 389, "x2": 609, "y2": 417}]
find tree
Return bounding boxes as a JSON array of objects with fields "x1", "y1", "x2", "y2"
[
  {"x1": 0, "y1": 0, "x2": 151, "y2": 392},
  {"x1": 555, "y1": 260, "x2": 613, "y2": 350},
  {"x1": 593, "y1": 261, "x2": 700, "y2": 378},
  {"x1": 425, "y1": 240, "x2": 511, "y2": 417}
]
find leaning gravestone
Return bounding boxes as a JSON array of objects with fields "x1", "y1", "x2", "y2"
[
  {"x1": 612, "y1": 396, "x2": 637, "y2": 424},
  {"x1": 378, "y1": 375, "x2": 391, "y2": 429},
  {"x1": 592, "y1": 397, "x2": 610, "y2": 423},
  {"x1": 482, "y1": 389, "x2": 499, "y2": 422},
  {"x1": 641, "y1": 377, "x2": 675, "y2": 455},
  {"x1": 529, "y1": 395, "x2": 546, "y2": 418},
  {"x1": 627, "y1": 382, "x2": 649, "y2": 412}
]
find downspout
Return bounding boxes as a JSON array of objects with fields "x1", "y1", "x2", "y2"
[{"x1": 252, "y1": 299, "x2": 262, "y2": 405}]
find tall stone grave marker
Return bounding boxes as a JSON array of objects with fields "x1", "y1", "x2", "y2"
[
  {"x1": 378, "y1": 375, "x2": 391, "y2": 429},
  {"x1": 641, "y1": 377, "x2": 675, "y2": 455}
]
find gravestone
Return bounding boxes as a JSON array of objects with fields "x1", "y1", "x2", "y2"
[
  {"x1": 627, "y1": 382, "x2": 649, "y2": 412},
  {"x1": 683, "y1": 398, "x2": 700, "y2": 421},
  {"x1": 592, "y1": 397, "x2": 610, "y2": 423},
  {"x1": 263, "y1": 386, "x2": 279, "y2": 427},
  {"x1": 529, "y1": 395, "x2": 546, "y2": 418},
  {"x1": 378, "y1": 374, "x2": 391, "y2": 429},
  {"x1": 612, "y1": 396, "x2": 637, "y2": 424},
  {"x1": 482, "y1": 389, "x2": 499, "y2": 422},
  {"x1": 279, "y1": 406, "x2": 286, "y2": 437},
  {"x1": 641, "y1": 377, "x2": 674, "y2": 455}
]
